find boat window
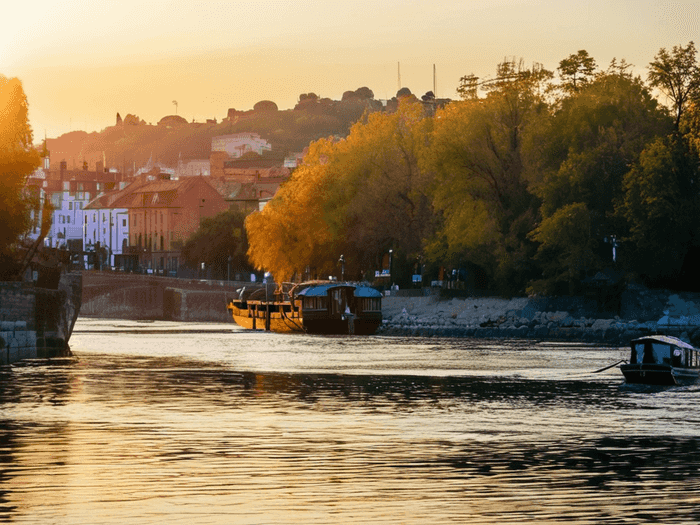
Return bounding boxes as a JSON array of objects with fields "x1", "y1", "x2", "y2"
[
  {"x1": 363, "y1": 298, "x2": 381, "y2": 311},
  {"x1": 632, "y1": 343, "x2": 643, "y2": 364},
  {"x1": 642, "y1": 342, "x2": 671, "y2": 364}
]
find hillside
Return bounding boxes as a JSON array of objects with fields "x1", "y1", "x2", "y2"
[{"x1": 42, "y1": 88, "x2": 421, "y2": 174}]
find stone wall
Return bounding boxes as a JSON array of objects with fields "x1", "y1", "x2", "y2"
[
  {"x1": 0, "y1": 273, "x2": 81, "y2": 364},
  {"x1": 163, "y1": 288, "x2": 231, "y2": 322},
  {"x1": 82, "y1": 272, "x2": 238, "y2": 322},
  {"x1": 379, "y1": 288, "x2": 700, "y2": 346}
]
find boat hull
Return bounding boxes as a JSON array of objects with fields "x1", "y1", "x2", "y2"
[
  {"x1": 227, "y1": 304, "x2": 382, "y2": 335},
  {"x1": 620, "y1": 363, "x2": 700, "y2": 386},
  {"x1": 228, "y1": 305, "x2": 304, "y2": 333}
]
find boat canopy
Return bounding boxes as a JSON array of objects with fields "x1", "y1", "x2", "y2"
[
  {"x1": 630, "y1": 335, "x2": 696, "y2": 350},
  {"x1": 296, "y1": 284, "x2": 382, "y2": 298}
]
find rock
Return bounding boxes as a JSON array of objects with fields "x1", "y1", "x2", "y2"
[{"x1": 591, "y1": 319, "x2": 613, "y2": 331}]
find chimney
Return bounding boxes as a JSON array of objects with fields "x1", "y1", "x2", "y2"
[
  {"x1": 60, "y1": 160, "x2": 67, "y2": 180},
  {"x1": 96, "y1": 160, "x2": 104, "y2": 173}
]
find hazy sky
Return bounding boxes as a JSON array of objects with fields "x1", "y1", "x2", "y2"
[{"x1": 2, "y1": 0, "x2": 699, "y2": 139}]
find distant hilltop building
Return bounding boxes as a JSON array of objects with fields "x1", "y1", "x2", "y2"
[{"x1": 211, "y1": 133, "x2": 272, "y2": 159}]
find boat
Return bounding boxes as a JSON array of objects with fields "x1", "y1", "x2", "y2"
[
  {"x1": 226, "y1": 281, "x2": 383, "y2": 335},
  {"x1": 620, "y1": 335, "x2": 700, "y2": 385}
]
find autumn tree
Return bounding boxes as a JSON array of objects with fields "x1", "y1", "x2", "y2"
[
  {"x1": 246, "y1": 138, "x2": 336, "y2": 282},
  {"x1": 323, "y1": 99, "x2": 436, "y2": 281},
  {"x1": 0, "y1": 75, "x2": 40, "y2": 279},
  {"x1": 246, "y1": 99, "x2": 435, "y2": 284},
  {"x1": 428, "y1": 59, "x2": 551, "y2": 294},
  {"x1": 181, "y1": 209, "x2": 252, "y2": 280},
  {"x1": 648, "y1": 41, "x2": 700, "y2": 130}
]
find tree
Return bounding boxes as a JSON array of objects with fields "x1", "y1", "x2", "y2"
[
  {"x1": 648, "y1": 41, "x2": 700, "y2": 129},
  {"x1": 181, "y1": 209, "x2": 252, "y2": 279},
  {"x1": 428, "y1": 59, "x2": 551, "y2": 294},
  {"x1": 530, "y1": 65, "x2": 671, "y2": 291},
  {"x1": 557, "y1": 50, "x2": 597, "y2": 93},
  {"x1": 246, "y1": 99, "x2": 435, "y2": 284},
  {"x1": 0, "y1": 75, "x2": 40, "y2": 279},
  {"x1": 619, "y1": 134, "x2": 700, "y2": 285},
  {"x1": 528, "y1": 203, "x2": 598, "y2": 295}
]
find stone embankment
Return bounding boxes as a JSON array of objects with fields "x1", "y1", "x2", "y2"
[{"x1": 378, "y1": 287, "x2": 700, "y2": 346}]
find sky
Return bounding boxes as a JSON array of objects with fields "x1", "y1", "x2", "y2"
[{"x1": 2, "y1": 0, "x2": 699, "y2": 139}]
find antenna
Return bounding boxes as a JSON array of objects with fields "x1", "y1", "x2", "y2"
[
  {"x1": 433, "y1": 64, "x2": 437, "y2": 98},
  {"x1": 398, "y1": 62, "x2": 401, "y2": 91}
]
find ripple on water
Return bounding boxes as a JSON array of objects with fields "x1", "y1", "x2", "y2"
[{"x1": 0, "y1": 320, "x2": 698, "y2": 524}]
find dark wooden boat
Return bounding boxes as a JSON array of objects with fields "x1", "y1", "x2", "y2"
[
  {"x1": 226, "y1": 281, "x2": 383, "y2": 335},
  {"x1": 620, "y1": 335, "x2": 700, "y2": 385}
]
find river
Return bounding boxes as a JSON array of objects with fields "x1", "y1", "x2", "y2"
[{"x1": 1, "y1": 318, "x2": 699, "y2": 524}]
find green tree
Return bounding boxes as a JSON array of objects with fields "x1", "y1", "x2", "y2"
[
  {"x1": 0, "y1": 75, "x2": 40, "y2": 279},
  {"x1": 531, "y1": 64, "x2": 670, "y2": 292},
  {"x1": 620, "y1": 134, "x2": 700, "y2": 284},
  {"x1": 648, "y1": 41, "x2": 700, "y2": 130},
  {"x1": 181, "y1": 209, "x2": 252, "y2": 280},
  {"x1": 528, "y1": 202, "x2": 597, "y2": 295}
]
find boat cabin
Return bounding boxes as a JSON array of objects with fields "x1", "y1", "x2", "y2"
[{"x1": 629, "y1": 336, "x2": 700, "y2": 368}]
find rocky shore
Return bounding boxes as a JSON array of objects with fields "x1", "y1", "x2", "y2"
[{"x1": 377, "y1": 285, "x2": 700, "y2": 347}]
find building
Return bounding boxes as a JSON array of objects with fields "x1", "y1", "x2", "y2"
[
  {"x1": 83, "y1": 182, "x2": 142, "y2": 270},
  {"x1": 211, "y1": 133, "x2": 272, "y2": 159},
  {"x1": 176, "y1": 159, "x2": 210, "y2": 178},
  {"x1": 25, "y1": 160, "x2": 124, "y2": 252},
  {"x1": 112, "y1": 176, "x2": 229, "y2": 274}
]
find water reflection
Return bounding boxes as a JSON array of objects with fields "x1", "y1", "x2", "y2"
[{"x1": 0, "y1": 320, "x2": 699, "y2": 523}]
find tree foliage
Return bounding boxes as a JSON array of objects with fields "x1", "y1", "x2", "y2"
[
  {"x1": 557, "y1": 50, "x2": 597, "y2": 94},
  {"x1": 648, "y1": 41, "x2": 700, "y2": 129},
  {"x1": 181, "y1": 209, "x2": 252, "y2": 279},
  {"x1": 428, "y1": 59, "x2": 550, "y2": 293},
  {"x1": 0, "y1": 75, "x2": 40, "y2": 278},
  {"x1": 620, "y1": 134, "x2": 700, "y2": 283},
  {"x1": 246, "y1": 99, "x2": 435, "y2": 282},
  {"x1": 241, "y1": 46, "x2": 700, "y2": 294}
]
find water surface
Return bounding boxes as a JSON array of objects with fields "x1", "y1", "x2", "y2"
[{"x1": 1, "y1": 319, "x2": 699, "y2": 524}]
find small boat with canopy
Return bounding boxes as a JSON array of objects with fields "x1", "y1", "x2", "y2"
[{"x1": 620, "y1": 335, "x2": 700, "y2": 385}]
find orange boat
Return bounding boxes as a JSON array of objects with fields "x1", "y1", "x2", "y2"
[{"x1": 226, "y1": 281, "x2": 383, "y2": 335}]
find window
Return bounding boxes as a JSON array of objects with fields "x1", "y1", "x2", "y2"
[
  {"x1": 68, "y1": 202, "x2": 73, "y2": 210},
  {"x1": 123, "y1": 219, "x2": 126, "y2": 227}
]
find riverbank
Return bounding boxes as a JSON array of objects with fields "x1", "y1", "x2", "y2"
[{"x1": 378, "y1": 285, "x2": 700, "y2": 346}]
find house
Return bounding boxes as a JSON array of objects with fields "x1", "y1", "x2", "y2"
[
  {"x1": 82, "y1": 181, "x2": 145, "y2": 270},
  {"x1": 112, "y1": 176, "x2": 228, "y2": 274},
  {"x1": 25, "y1": 160, "x2": 124, "y2": 252}
]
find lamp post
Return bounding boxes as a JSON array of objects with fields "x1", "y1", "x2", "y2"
[
  {"x1": 389, "y1": 249, "x2": 393, "y2": 288},
  {"x1": 228, "y1": 255, "x2": 232, "y2": 284},
  {"x1": 339, "y1": 254, "x2": 345, "y2": 282}
]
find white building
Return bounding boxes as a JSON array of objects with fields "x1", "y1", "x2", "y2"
[
  {"x1": 48, "y1": 181, "x2": 92, "y2": 251},
  {"x1": 211, "y1": 133, "x2": 272, "y2": 158},
  {"x1": 83, "y1": 188, "x2": 132, "y2": 269}
]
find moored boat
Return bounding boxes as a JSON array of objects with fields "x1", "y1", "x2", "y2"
[
  {"x1": 226, "y1": 281, "x2": 383, "y2": 335},
  {"x1": 620, "y1": 335, "x2": 700, "y2": 385}
]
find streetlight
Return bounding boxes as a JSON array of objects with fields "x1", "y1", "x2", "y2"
[
  {"x1": 389, "y1": 249, "x2": 393, "y2": 287},
  {"x1": 228, "y1": 255, "x2": 232, "y2": 284},
  {"x1": 339, "y1": 254, "x2": 345, "y2": 282}
]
